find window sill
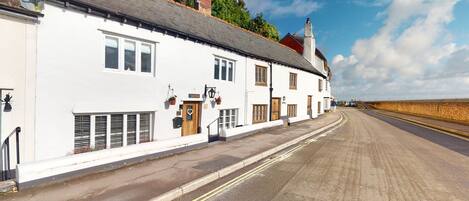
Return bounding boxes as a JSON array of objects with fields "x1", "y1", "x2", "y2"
[{"x1": 103, "y1": 68, "x2": 155, "y2": 77}]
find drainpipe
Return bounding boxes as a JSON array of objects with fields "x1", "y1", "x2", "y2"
[
  {"x1": 269, "y1": 62, "x2": 273, "y2": 121},
  {"x1": 244, "y1": 57, "x2": 248, "y2": 125}
]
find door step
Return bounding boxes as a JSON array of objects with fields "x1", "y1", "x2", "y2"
[{"x1": 0, "y1": 180, "x2": 17, "y2": 193}]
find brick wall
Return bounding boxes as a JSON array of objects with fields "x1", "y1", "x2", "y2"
[{"x1": 368, "y1": 101, "x2": 469, "y2": 125}]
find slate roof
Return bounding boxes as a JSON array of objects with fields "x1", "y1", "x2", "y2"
[{"x1": 59, "y1": 0, "x2": 326, "y2": 77}]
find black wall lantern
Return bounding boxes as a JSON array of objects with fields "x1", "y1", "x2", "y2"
[{"x1": 204, "y1": 84, "x2": 217, "y2": 99}]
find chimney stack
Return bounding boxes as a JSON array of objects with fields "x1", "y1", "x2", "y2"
[
  {"x1": 303, "y1": 18, "x2": 316, "y2": 64},
  {"x1": 0, "y1": 0, "x2": 20, "y2": 7},
  {"x1": 196, "y1": 0, "x2": 211, "y2": 15}
]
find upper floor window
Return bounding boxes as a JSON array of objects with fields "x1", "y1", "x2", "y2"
[
  {"x1": 105, "y1": 37, "x2": 119, "y2": 69},
  {"x1": 289, "y1": 73, "x2": 297, "y2": 90},
  {"x1": 141, "y1": 44, "x2": 152, "y2": 73},
  {"x1": 124, "y1": 41, "x2": 136, "y2": 71},
  {"x1": 255, "y1": 65, "x2": 267, "y2": 86},
  {"x1": 104, "y1": 34, "x2": 155, "y2": 74},
  {"x1": 319, "y1": 79, "x2": 323, "y2": 92},
  {"x1": 325, "y1": 81, "x2": 328, "y2": 91},
  {"x1": 214, "y1": 57, "x2": 234, "y2": 82}
]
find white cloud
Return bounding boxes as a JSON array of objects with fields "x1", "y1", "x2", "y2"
[
  {"x1": 332, "y1": 0, "x2": 465, "y2": 100},
  {"x1": 245, "y1": 0, "x2": 321, "y2": 17},
  {"x1": 464, "y1": 77, "x2": 469, "y2": 85},
  {"x1": 351, "y1": 0, "x2": 391, "y2": 7}
]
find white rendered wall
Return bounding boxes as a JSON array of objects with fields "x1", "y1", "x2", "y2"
[
  {"x1": 0, "y1": 13, "x2": 37, "y2": 166},
  {"x1": 272, "y1": 63, "x2": 322, "y2": 120},
  {"x1": 32, "y1": 3, "x2": 330, "y2": 163},
  {"x1": 34, "y1": 4, "x2": 248, "y2": 160}
]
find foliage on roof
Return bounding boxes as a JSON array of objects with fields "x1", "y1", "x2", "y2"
[{"x1": 175, "y1": 0, "x2": 280, "y2": 41}]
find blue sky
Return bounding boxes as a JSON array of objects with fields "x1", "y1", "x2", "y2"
[{"x1": 246, "y1": 0, "x2": 469, "y2": 101}]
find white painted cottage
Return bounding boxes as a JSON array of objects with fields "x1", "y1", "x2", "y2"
[{"x1": 0, "y1": 0, "x2": 332, "y2": 189}]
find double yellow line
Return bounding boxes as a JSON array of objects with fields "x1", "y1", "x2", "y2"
[
  {"x1": 193, "y1": 143, "x2": 305, "y2": 201},
  {"x1": 194, "y1": 115, "x2": 348, "y2": 201}
]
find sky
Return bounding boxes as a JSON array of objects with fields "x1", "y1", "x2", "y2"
[{"x1": 245, "y1": 0, "x2": 469, "y2": 101}]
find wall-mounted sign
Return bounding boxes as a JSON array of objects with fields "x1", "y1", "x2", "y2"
[{"x1": 188, "y1": 94, "x2": 201, "y2": 99}]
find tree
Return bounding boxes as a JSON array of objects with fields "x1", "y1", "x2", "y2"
[
  {"x1": 174, "y1": 0, "x2": 195, "y2": 8},
  {"x1": 173, "y1": 0, "x2": 280, "y2": 41},
  {"x1": 211, "y1": 0, "x2": 251, "y2": 30},
  {"x1": 248, "y1": 14, "x2": 280, "y2": 41},
  {"x1": 212, "y1": 0, "x2": 280, "y2": 41}
]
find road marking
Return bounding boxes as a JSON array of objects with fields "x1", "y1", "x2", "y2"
[{"x1": 193, "y1": 115, "x2": 348, "y2": 201}]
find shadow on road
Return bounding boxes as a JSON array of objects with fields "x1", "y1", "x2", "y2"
[{"x1": 362, "y1": 110, "x2": 469, "y2": 157}]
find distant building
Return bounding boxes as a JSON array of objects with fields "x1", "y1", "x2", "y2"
[
  {"x1": 0, "y1": 0, "x2": 333, "y2": 189},
  {"x1": 280, "y1": 19, "x2": 333, "y2": 113}
]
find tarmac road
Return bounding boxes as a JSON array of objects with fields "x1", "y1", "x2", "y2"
[{"x1": 183, "y1": 108, "x2": 469, "y2": 201}]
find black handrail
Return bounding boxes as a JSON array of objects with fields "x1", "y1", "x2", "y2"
[
  {"x1": 1, "y1": 127, "x2": 21, "y2": 181},
  {"x1": 207, "y1": 117, "x2": 220, "y2": 142}
]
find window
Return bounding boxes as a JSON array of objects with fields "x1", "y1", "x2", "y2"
[
  {"x1": 228, "y1": 62, "x2": 233, "y2": 81},
  {"x1": 104, "y1": 34, "x2": 155, "y2": 74},
  {"x1": 319, "y1": 79, "x2": 323, "y2": 92},
  {"x1": 255, "y1": 65, "x2": 267, "y2": 86},
  {"x1": 127, "y1": 115, "x2": 137, "y2": 145},
  {"x1": 253, "y1": 104, "x2": 268, "y2": 124},
  {"x1": 141, "y1": 44, "x2": 152, "y2": 73},
  {"x1": 140, "y1": 113, "x2": 151, "y2": 143},
  {"x1": 287, "y1": 104, "x2": 297, "y2": 118},
  {"x1": 105, "y1": 37, "x2": 119, "y2": 69},
  {"x1": 221, "y1": 60, "x2": 227, "y2": 80},
  {"x1": 124, "y1": 41, "x2": 136, "y2": 71},
  {"x1": 214, "y1": 57, "x2": 235, "y2": 82},
  {"x1": 95, "y1": 116, "x2": 107, "y2": 150},
  {"x1": 111, "y1": 114, "x2": 124, "y2": 148},
  {"x1": 219, "y1": 109, "x2": 238, "y2": 129},
  {"x1": 214, "y1": 58, "x2": 220, "y2": 79},
  {"x1": 289, "y1": 73, "x2": 297, "y2": 90},
  {"x1": 325, "y1": 81, "x2": 328, "y2": 91},
  {"x1": 74, "y1": 116, "x2": 90, "y2": 153},
  {"x1": 74, "y1": 113, "x2": 152, "y2": 154}
]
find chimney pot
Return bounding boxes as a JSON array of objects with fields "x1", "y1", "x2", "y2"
[{"x1": 196, "y1": 0, "x2": 211, "y2": 15}]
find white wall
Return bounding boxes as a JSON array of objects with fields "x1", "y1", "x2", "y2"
[
  {"x1": 272, "y1": 64, "x2": 322, "y2": 119},
  {"x1": 0, "y1": 13, "x2": 37, "y2": 166},
  {"x1": 34, "y1": 4, "x2": 249, "y2": 160},
  {"x1": 32, "y1": 3, "x2": 330, "y2": 162}
]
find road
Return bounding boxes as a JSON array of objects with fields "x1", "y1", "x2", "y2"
[{"x1": 182, "y1": 109, "x2": 469, "y2": 201}]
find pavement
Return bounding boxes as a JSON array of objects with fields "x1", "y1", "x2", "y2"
[
  {"x1": 0, "y1": 111, "x2": 341, "y2": 201},
  {"x1": 182, "y1": 108, "x2": 469, "y2": 201}
]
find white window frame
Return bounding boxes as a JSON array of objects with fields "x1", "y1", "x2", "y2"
[
  {"x1": 219, "y1": 109, "x2": 238, "y2": 129},
  {"x1": 73, "y1": 112, "x2": 153, "y2": 154},
  {"x1": 214, "y1": 56, "x2": 235, "y2": 82},
  {"x1": 103, "y1": 33, "x2": 156, "y2": 75}
]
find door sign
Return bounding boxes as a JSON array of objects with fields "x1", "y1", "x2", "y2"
[{"x1": 186, "y1": 106, "x2": 193, "y2": 120}]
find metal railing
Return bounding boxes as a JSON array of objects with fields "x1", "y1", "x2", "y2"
[
  {"x1": 1, "y1": 127, "x2": 21, "y2": 181},
  {"x1": 207, "y1": 117, "x2": 220, "y2": 142}
]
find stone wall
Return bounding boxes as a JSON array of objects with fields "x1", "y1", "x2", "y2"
[{"x1": 367, "y1": 100, "x2": 469, "y2": 125}]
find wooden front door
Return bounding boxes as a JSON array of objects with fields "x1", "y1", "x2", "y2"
[
  {"x1": 182, "y1": 101, "x2": 201, "y2": 136},
  {"x1": 271, "y1": 98, "x2": 281, "y2": 121},
  {"x1": 307, "y1": 95, "x2": 312, "y2": 116}
]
